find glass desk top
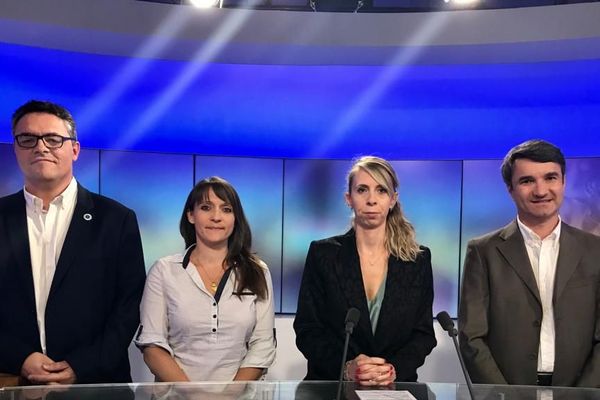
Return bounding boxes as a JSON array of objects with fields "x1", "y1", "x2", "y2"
[{"x1": 1, "y1": 381, "x2": 600, "y2": 400}]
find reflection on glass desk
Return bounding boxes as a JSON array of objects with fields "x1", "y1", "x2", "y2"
[{"x1": 1, "y1": 381, "x2": 600, "y2": 400}]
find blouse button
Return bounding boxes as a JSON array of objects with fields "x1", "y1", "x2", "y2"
[
  {"x1": 213, "y1": 314, "x2": 217, "y2": 318},
  {"x1": 212, "y1": 328, "x2": 216, "y2": 332}
]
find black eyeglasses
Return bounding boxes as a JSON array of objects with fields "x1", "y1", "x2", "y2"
[{"x1": 14, "y1": 133, "x2": 77, "y2": 149}]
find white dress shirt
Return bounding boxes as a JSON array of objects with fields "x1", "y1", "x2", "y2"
[
  {"x1": 135, "y1": 247, "x2": 276, "y2": 381},
  {"x1": 517, "y1": 216, "x2": 561, "y2": 373},
  {"x1": 24, "y1": 178, "x2": 78, "y2": 354}
]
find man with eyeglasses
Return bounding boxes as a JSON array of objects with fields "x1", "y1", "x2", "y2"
[{"x1": 0, "y1": 100, "x2": 146, "y2": 384}]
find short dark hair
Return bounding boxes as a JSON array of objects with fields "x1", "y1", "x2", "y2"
[
  {"x1": 179, "y1": 176, "x2": 268, "y2": 299},
  {"x1": 12, "y1": 100, "x2": 77, "y2": 139},
  {"x1": 501, "y1": 139, "x2": 566, "y2": 188}
]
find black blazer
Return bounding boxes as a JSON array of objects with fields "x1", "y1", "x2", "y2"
[
  {"x1": 0, "y1": 185, "x2": 146, "y2": 383},
  {"x1": 293, "y1": 230, "x2": 436, "y2": 381}
]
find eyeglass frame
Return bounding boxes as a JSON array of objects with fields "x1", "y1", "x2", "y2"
[{"x1": 13, "y1": 133, "x2": 78, "y2": 149}]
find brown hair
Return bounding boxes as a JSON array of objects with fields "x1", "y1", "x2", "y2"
[{"x1": 179, "y1": 177, "x2": 268, "y2": 299}]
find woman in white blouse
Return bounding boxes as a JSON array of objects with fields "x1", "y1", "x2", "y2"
[{"x1": 135, "y1": 177, "x2": 276, "y2": 381}]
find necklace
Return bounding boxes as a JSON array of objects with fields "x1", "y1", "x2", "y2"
[
  {"x1": 193, "y1": 256, "x2": 224, "y2": 293},
  {"x1": 358, "y1": 248, "x2": 388, "y2": 267}
]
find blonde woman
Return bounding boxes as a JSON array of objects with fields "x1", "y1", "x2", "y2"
[{"x1": 294, "y1": 156, "x2": 436, "y2": 385}]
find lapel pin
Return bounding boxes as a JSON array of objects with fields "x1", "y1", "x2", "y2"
[{"x1": 83, "y1": 213, "x2": 93, "y2": 221}]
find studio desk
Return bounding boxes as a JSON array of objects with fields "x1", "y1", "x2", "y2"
[{"x1": 1, "y1": 381, "x2": 600, "y2": 400}]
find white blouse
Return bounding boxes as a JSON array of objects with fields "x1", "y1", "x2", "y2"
[{"x1": 135, "y1": 248, "x2": 276, "y2": 381}]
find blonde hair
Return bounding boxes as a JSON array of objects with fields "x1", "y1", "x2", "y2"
[{"x1": 347, "y1": 156, "x2": 421, "y2": 262}]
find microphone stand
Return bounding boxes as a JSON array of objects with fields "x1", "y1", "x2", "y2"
[
  {"x1": 437, "y1": 311, "x2": 475, "y2": 400},
  {"x1": 336, "y1": 308, "x2": 359, "y2": 400},
  {"x1": 335, "y1": 328, "x2": 352, "y2": 400},
  {"x1": 449, "y1": 328, "x2": 475, "y2": 400}
]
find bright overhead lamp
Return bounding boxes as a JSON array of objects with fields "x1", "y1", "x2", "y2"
[
  {"x1": 443, "y1": 0, "x2": 479, "y2": 4},
  {"x1": 189, "y1": 0, "x2": 220, "y2": 8}
]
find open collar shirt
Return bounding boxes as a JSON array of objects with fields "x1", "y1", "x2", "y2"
[
  {"x1": 135, "y1": 246, "x2": 276, "y2": 381},
  {"x1": 24, "y1": 178, "x2": 78, "y2": 354},
  {"x1": 517, "y1": 216, "x2": 561, "y2": 373}
]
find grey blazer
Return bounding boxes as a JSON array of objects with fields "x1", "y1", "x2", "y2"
[{"x1": 458, "y1": 221, "x2": 600, "y2": 387}]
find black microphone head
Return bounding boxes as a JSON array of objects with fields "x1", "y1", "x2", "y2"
[
  {"x1": 436, "y1": 311, "x2": 456, "y2": 335},
  {"x1": 345, "y1": 307, "x2": 360, "y2": 325},
  {"x1": 344, "y1": 307, "x2": 360, "y2": 334}
]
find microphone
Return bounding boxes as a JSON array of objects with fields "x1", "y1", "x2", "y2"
[
  {"x1": 437, "y1": 311, "x2": 457, "y2": 335},
  {"x1": 344, "y1": 307, "x2": 360, "y2": 334},
  {"x1": 436, "y1": 311, "x2": 475, "y2": 400},
  {"x1": 336, "y1": 308, "x2": 360, "y2": 400}
]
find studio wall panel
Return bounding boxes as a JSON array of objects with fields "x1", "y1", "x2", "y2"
[
  {"x1": 392, "y1": 160, "x2": 462, "y2": 317},
  {"x1": 74, "y1": 148, "x2": 100, "y2": 193},
  {"x1": 0, "y1": 143, "x2": 22, "y2": 196},
  {"x1": 281, "y1": 159, "x2": 352, "y2": 313},
  {"x1": 461, "y1": 160, "x2": 516, "y2": 268},
  {"x1": 100, "y1": 150, "x2": 193, "y2": 269},
  {"x1": 562, "y1": 158, "x2": 600, "y2": 236}
]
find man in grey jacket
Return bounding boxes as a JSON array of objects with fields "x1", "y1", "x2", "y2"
[{"x1": 458, "y1": 139, "x2": 600, "y2": 387}]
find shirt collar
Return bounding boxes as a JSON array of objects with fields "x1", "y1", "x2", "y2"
[
  {"x1": 181, "y1": 244, "x2": 196, "y2": 269},
  {"x1": 23, "y1": 178, "x2": 78, "y2": 212},
  {"x1": 23, "y1": 189, "x2": 44, "y2": 213},
  {"x1": 517, "y1": 215, "x2": 562, "y2": 245},
  {"x1": 181, "y1": 245, "x2": 236, "y2": 271}
]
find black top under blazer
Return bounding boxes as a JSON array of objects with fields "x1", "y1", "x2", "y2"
[
  {"x1": 0, "y1": 185, "x2": 146, "y2": 383},
  {"x1": 293, "y1": 229, "x2": 437, "y2": 381}
]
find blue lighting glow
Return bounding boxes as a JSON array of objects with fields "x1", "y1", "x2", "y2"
[{"x1": 1, "y1": 42, "x2": 600, "y2": 159}]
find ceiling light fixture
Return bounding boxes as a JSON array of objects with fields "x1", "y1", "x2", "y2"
[
  {"x1": 189, "y1": 0, "x2": 220, "y2": 8},
  {"x1": 443, "y1": 0, "x2": 479, "y2": 4}
]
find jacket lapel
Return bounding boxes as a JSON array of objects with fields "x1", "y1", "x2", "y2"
[
  {"x1": 553, "y1": 223, "x2": 583, "y2": 303},
  {"x1": 373, "y1": 256, "x2": 398, "y2": 345},
  {"x1": 497, "y1": 221, "x2": 542, "y2": 305},
  {"x1": 4, "y1": 192, "x2": 36, "y2": 308},
  {"x1": 48, "y1": 185, "x2": 94, "y2": 298},
  {"x1": 336, "y1": 230, "x2": 374, "y2": 346}
]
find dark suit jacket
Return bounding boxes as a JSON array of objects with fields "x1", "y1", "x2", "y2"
[
  {"x1": 0, "y1": 185, "x2": 146, "y2": 383},
  {"x1": 458, "y1": 221, "x2": 600, "y2": 387},
  {"x1": 293, "y1": 230, "x2": 436, "y2": 381}
]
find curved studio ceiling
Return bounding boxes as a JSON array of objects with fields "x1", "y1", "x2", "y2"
[{"x1": 0, "y1": 0, "x2": 599, "y2": 159}]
